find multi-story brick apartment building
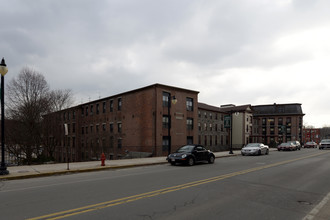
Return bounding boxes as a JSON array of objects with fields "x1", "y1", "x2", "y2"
[
  {"x1": 251, "y1": 103, "x2": 304, "y2": 146},
  {"x1": 219, "y1": 104, "x2": 253, "y2": 149},
  {"x1": 197, "y1": 103, "x2": 229, "y2": 151},
  {"x1": 302, "y1": 128, "x2": 321, "y2": 144},
  {"x1": 43, "y1": 84, "x2": 199, "y2": 162}
]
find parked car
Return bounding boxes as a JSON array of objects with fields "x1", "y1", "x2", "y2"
[
  {"x1": 166, "y1": 144, "x2": 215, "y2": 166},
  {"x1": 241, "y1": 143, "x2": 269, "y2": 156},
  {"x1": 304, "y1": 141, "x2": 318, "y2": 148},
  {"x1": 277, "y1": 142, "x2": 297, "y2": 151},
  {"x1": 288, "y1": 141, "x2": 301, "y2": 150},
  {"x1": 319, "y1": 139, "x2": 330, "y2": 150}
]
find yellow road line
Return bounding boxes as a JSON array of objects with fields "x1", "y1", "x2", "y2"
[{"x1": 27, "y1": 151, "x2": 328, "y2": 220}]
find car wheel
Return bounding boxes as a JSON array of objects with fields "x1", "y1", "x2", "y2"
[
  {"x1": 187, "y1": 157, "x2": 195, "y2": 166},
  {"x1": 208, "y1": 156, "x2": 215, "y2": 164},
  {"x1": 241, "y1": 152, "x2": 245, "y2": 156},
  {"x1": 170, "y1": 161, "x2": 176, "y2": 166},
  {"x1": 258, "y1": 150, "x2": 261, "y2": 155},
  {"x1": 266, "y1": 149, "x2": 269, "y2": 155}
]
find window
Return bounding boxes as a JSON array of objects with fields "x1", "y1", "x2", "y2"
[
  {"x1": 110, "y1": 123, "x2": 114, "y2": 132},
  {"x1": 85, "y1": 126, "x2": 88, "y2": 134},
  {"x1": 81, "y1": 127, "x2": 84, "y2": 135},
  {"x1": 209, "y1": 124, "x2": 212, "y2": 131},
  {"x1": 186, "y1": 98, "x2": 193, "y2": 111},
  {"x1": 163, "y1": 115, "x2": 169, "y2": 128},
  {"x1": 118, "y1": 122, "x2": 122, "y2": 133},
  {"x1": 103, "y1": 102, "x2": 106, "y2": 113},
  {"x1": 162, "y1": 136, "x2": 169, "y2": 152},
  {"x1": 85, "y1": 106, "x2": 88, "y2": 116},
  {"x1": 209, "y1": 113, "x2": 212, "y2": 119},
  {"x1": 110, "y1": 136, "x2": 114, "y2": 148},
  {"x1": 102, "y1": 123, "x2": 106, "y2": 131},
  {"x1": 90, "y1": 125, "x2": 93, "y2": 133},
  {"x1": 163, "y1": 92, "x2": 170, "y2": 107},
  {"x1": 118, "y1": 98, "x2": 122, "y2": 111},
  {"x1": 198, "y1": 123, "x2": 201, "y2": 131},
  {"x1": 278, "y1": 118, "x2": 283, "y2": 125},
  {"x1": 187, "y1": 118, "x2": 193, "y2": 130},
  {"x1": 187, "y1": 136, "x2": 193, "y2": 145},
  {"x1": 90, "y1": 105, "x2": 94, "y2": 115},
  {"x1": 96, "y1": 103, "x2": 99, "y2": 115},
  {"x1": 118, "y1": 138, "x2": 122, "y2": 149},
  {"x1": 110, "y1": 100, "x2": 114, "y2": 112},
  {"x1": 96, "y1": 124, "x2": 99, "y2": 133},
  {"x1": 286, "y1": 117, "x2": 291, "y2": 126}
]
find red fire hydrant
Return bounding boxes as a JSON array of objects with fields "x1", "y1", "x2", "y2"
[{"x1": 101, "y1": 153, "x2": 106, "y2": 166}]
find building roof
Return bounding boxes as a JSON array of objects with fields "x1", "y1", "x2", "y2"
[
  {"x1": 252, "y1": 103, "x2": 304, "y2": 116},
  {"x1": 219, "y1": 104, "x2": 252, "y2": 113},
  {"x1": 198, "y1": 103, "x2": 226, "y2": 113}
]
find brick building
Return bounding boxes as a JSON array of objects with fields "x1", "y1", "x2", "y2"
[
  {"x1": 302, "y1": 128, "x2": 321, "y2": 144},
  {"x1": 251, "y1": 103, "x2": 304, "y2": 146},
  {"x1": 197, "y1": 103, "x2": 229, "y2": 151},
  {"x1": 43, "y1": 84, "x2": 199, "y2": 162}
]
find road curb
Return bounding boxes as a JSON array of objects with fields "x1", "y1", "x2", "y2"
[{"x1": 0, "y1": 154, "x2": 239, "y2": 181}]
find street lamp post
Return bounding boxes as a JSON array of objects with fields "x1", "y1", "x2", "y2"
[
  {"x1": 167, "y1": 94, "x2": 177, "y2": 155},
  {"x1": 0, "y1": 58, "x2": 9, "y2": 175},
  {"x1": 229, "y1": 111, "x2": 234, "y2": 154}
]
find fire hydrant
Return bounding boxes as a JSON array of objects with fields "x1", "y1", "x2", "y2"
[{"x1": 101, "y1": 153, "x2": 106, "y2": 166}]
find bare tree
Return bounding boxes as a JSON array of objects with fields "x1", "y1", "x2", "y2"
[
  {"x1": 6, "y1": 67, "x2": 73, "y2": 164},
  {"x1": 49, "y1": 89, "x2": 74, "y2": 112}
]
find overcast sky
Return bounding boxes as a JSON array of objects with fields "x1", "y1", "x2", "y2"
[{"x1": 1, "y1": 0, "x2": 330, "y2": 127}]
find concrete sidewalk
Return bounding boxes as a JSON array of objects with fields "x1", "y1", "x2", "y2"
[{"x1": 0, "y1": 150, "x2": 240, "y2": 181}]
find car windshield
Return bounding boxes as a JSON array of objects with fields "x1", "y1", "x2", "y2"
[
  {"x1": 245, "y1": 143, "x2": 260, "y2": 148},
  {"x1": 306, "y1": 142, "x2": 314, "y2": 145},
  {"x1": 321, "y1": 139, "x2": 330, "y2": 144},
  {"x1": 281, "y1": 143, "x2": 291, "y2": 146},
  {"x1": 176, "y1": 145, "x2": 195, "y2": 153}
]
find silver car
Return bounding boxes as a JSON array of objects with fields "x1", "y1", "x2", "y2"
[
  {"x1": 319, "y1": 139, "x2": 330, "y2": 150},
  {"x1": 241, "y1": 143, "x2": 269, "y2": 156}
]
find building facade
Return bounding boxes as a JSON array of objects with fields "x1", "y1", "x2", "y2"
[
  {"x1": 302, "y1": 128, "x2": 321, "y2": 144},
  {"x1": 219, "y1": 105, "x2": 253, "y2": 149},
  {"x1": 197, "y1": 103, "x2": 229, "y2": 151},
  {"x1": 43, "y1": 84, "x2": 199, "y2": 162},
  {"x1": 251, "y1": 103, "x2": 304, "y2": 146}
]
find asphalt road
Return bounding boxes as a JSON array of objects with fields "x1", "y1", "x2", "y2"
[{"x1": 1, "y1": 149, "x2": 330, "y2": 220}]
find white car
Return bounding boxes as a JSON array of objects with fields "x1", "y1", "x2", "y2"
[
  {"x1": 241, "y1": 143, "x2": 269, "y2": 156},
  {"x1": 319, "y1": 139, "x2": 330, "y2": 150}
]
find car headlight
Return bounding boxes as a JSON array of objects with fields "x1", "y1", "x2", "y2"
[{"x1": 181, "y1": 154, "x2": 187, "y2": 158}]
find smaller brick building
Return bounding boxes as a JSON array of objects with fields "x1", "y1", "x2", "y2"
[
  {"x1": 197, "y1": 103, "x2": 229, "y2": 151},
  {"x1": 302, "y1": 128, "x2": 321, "y2": 144}
]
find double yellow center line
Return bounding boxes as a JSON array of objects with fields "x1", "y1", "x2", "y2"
[{"x1": 28, "y1": 151, "x2": 328, "y2": 220}]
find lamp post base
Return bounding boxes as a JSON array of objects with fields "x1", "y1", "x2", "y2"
[{"x1": 0, "y1": 167, "x2": 9, "y2": 175}]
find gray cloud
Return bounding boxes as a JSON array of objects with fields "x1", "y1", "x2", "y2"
[{"x1": 1, "y1": 0, "x2": 330, "y2": 127}]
